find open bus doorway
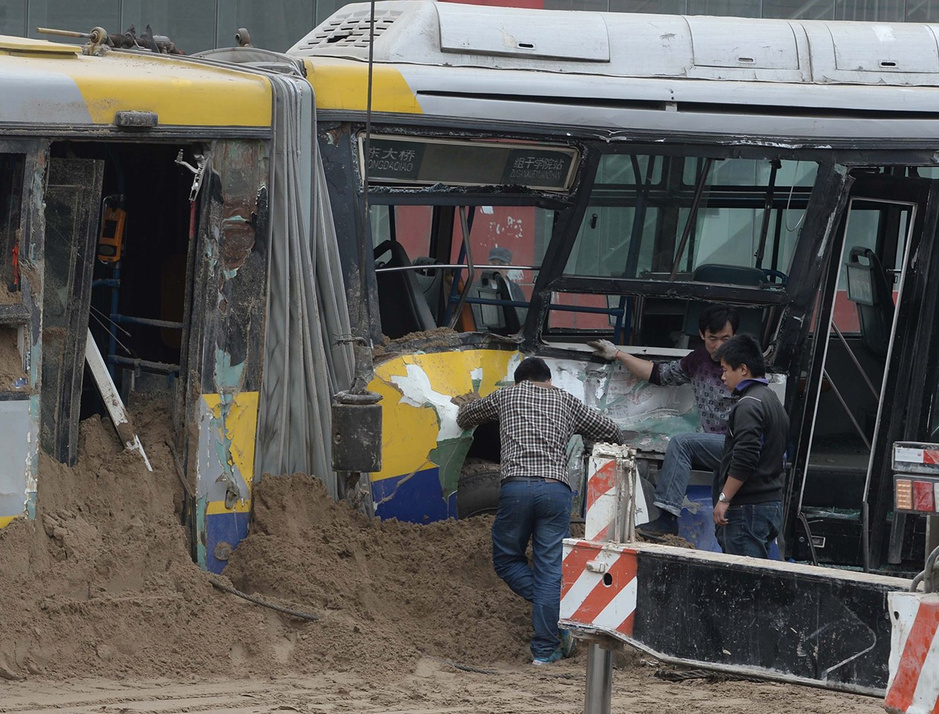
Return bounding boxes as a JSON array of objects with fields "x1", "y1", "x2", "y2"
[
  {"x1": 42, "y1": 142, "x2": 199, "y2": 467},
  {"x1": 793, "y1": 172, "x2": 936, "y2": 571}
]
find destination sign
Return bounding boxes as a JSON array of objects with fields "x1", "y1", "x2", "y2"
[{"x1": 359, "y1": 135, "x2": 579, "y2": 192}]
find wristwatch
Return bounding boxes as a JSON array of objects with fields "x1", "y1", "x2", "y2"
[{"x1": 718, "y1": 492, "x2": 731, "y2": 504}]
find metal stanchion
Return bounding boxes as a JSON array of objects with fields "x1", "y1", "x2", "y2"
[{"x1": 584, "y1": 642, "x2": 613, "y2": 714}]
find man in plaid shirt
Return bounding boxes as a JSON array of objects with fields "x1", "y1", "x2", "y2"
[{"x1": 455, "y1": 356, "x2": 621, "y2": 665}]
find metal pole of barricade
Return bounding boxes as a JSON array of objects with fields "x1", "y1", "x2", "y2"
[
  {"x1": 583, "y1": 445, "x2": 634, "y2": 713},
  {"x1": 584, "y1": 642, "x2": 614, "y2": 714}
]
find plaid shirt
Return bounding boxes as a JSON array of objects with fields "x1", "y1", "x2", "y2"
[{"x1": 456, "y1": 381, "x2": 621, "y2": 487}]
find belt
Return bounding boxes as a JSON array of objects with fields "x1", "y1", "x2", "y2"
[{"x1": 502, "y1": 476, "x2": 555, "y2": 484}]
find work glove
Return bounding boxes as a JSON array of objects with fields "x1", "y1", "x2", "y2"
[
  {"x1": 451, "y1": 390, "x2": 481, "y2": 407},
  {"x1": 587, "y1": 339, "x2": 620, "y2": 361}
]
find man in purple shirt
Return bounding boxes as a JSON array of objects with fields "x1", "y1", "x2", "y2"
[{"x1": 589, "y1": 305, "x2": 738, "y2": 537}]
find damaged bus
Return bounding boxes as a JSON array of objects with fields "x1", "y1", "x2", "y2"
[
  {"x1": 3, "y1": 2, "x2": 939, "y2": 580},
  {"x1": 0, "y1": 33, "x2": 358, "y2": 572},
  {"x1": 289, "y1": 1, "x2": 939, "y2": 574}
]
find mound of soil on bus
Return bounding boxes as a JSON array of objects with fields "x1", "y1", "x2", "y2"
[
  {"x1": 0, "y1": 396, "x2": 531, "y2": 682},
  {"x1": 0, "y1": 399, "x2": 274, "y2": 680}
]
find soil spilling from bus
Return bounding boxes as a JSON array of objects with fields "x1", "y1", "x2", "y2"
[
  {"x1": 0, "y1": 398, "x2": 529, "y2": 680},
  {"x1": 0, "y1": 400, "x2": 890, "y2": 713}
]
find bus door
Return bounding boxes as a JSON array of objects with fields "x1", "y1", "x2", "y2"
[{"x1": 794, "y1": 172, "x2": 939, "y2": 570}]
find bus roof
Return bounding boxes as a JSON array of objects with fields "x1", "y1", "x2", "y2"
[
  {"x1": 0, "y1": 35, "x2": 272, "y2": 130},
  {"x1": 292, "y1": 2, "x2": 939, "y2": 144},
  {"x1": 291, "y1": 1, "x2": 939, "y2": 88}
]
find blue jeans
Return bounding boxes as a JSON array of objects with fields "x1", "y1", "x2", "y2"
[
  {"x1": 654, "y1": 432, "x2": 725, "y2": 517},
  {"x1": 491, "y1": 478, "x2": 572, "y2": 660},
  {"x1": 718, "y1": 501, "x2": 782, "y2": 558}
]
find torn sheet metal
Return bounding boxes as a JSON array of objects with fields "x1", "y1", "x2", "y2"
[{"x1": 368, "y1": 347, "x2": 718, "y2": 523}]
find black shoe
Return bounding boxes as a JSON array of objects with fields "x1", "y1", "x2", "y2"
[{"x1": 636, "y1": 512, "x2": 679, "y2": 538}]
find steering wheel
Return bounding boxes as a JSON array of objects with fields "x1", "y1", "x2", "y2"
[{"x1": 762, "y1": 268, "x2": 788, "y2": 286}]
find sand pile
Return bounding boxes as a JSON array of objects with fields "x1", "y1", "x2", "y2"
[
  {"x1": 224, "y1": 474, "x2": 531, "y2": 673},
  {"x1": 0, "y1": 398, "x2": 531, "y2": 681}
]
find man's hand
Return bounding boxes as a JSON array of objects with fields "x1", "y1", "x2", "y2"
[
  {"x1": 587, "y1": 339, "x2": 620, "y2": 361},
  {"x1": 451, "y1": 390, "x2": 481, "y2": 407},
  {"x1": 713, "y1": 501, "x2": 729, "y2": 527}
]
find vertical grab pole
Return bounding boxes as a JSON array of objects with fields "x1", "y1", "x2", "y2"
[{"x1": 584, "y1": 643, "x2": 613, "y2": 714}]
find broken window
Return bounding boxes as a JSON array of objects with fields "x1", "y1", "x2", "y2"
[{"x1": 0, "y1": 154, "x2": 24, "y2": 298}]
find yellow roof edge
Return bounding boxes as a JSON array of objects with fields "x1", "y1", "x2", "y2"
[{"x1": 0, "y1": 34, "x2": 81, "y2": 57}]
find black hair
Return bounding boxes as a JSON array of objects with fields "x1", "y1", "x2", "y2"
[
  {"x1": 714, "y1": 334, "x2": 765, "y2": 377},
  {"x1": 514, "y1": 357, "x2": 551, "y2": 384},
  {"x1": 698, "y1": 304, "x2": 740, "y2": 336}
]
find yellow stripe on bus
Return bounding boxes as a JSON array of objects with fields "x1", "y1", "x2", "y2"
[
  {"x1": 304, "y1": 60, "x2": 423, "y2": 114},
  {"x1": 201, "y1": 391, "x2": 259, "y2": 488},
  {"x1": 369, "y1": 349, "x2": 515, "y2": 482},
  {"x1": 206, "y1": 499, "x2": 251, "y2": 516},
  {"x1": 2, "y1": 50, "x2": 275, "y2": 127}
]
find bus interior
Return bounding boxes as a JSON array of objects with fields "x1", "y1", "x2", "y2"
[{"x1": 349, "y1": 125, "x2": 937, "y2": 573}]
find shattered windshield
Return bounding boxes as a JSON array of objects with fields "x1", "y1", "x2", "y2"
[
  {"x1": 565, "y1": 154, "x2": 816, "y2": 281},
  {"x1": 549, "y1": 153, "x2": 817, "y2": 336}
]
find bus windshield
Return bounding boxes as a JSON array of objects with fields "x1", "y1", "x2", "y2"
[{"x1": 548, "y1": 153, "x2": 816, "y2": 335}]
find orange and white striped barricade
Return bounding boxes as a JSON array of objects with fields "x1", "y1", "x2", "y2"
[
  {"x1": 562, "y1": 443, "x2": 642, "y2": 712},
  {"x1": 561, "y1": 539, "x2": 639, "y2": 639},
  {"x1": 582, "y1": 442, "x2": 649, "y2": 543},
  {"x1": 884, "y1": 592, "x2": 939, "y2": 714}
]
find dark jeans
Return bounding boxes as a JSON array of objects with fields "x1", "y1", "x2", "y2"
[
  {"x1": 491, "y1": 478, "x2": 572, "y2": 659},
  {"x1": 718, "y1": 501, "x2": 783, "y2": 559},
  {"x1": 653, "y1": 432, "x2": 724, "y2": 517}
]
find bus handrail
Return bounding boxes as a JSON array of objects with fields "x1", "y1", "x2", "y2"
[{"x1": 375, "y1": 263, "x2": 537, "y2": 273}]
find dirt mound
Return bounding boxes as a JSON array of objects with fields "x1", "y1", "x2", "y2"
[
  {"x1": 223, "y1": 473, "x2": 530, "y2": 674},
  {"x1": 0, "y1": 398, "x2": 530, "y2": 682}
]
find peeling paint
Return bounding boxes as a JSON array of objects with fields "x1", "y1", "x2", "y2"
[
  {"x1": 470, "y1": 366, "x2": 483, "y2": 392},
  {"x1": 390, "y1": 363, "x2": 464, "y2": 441},
  {"x1": 205, "y1": 349, "x2": 249, "y2": 501}
]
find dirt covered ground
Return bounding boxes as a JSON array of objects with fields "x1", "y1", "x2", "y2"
[{"x1": 0, "y1": 401, "x2": 885, "y2": 713}]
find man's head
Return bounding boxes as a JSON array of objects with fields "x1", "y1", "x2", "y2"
[
  {"x1": 489, "y1": 246, "x2": 512, "y2": 266},
  {"x1": 698, "y1": 304, "x2": 740, "y2": 358},
  {"x1": 514, "y1": 356, "x2": 551, "y2": 384},
  {"x1": 715, "y1": 333, "x2": 765, "y2": 391}
]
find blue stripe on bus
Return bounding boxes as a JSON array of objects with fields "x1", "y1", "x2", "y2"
[{"x1": 372, "y1": 466, "x2": 457, "y2": 523}]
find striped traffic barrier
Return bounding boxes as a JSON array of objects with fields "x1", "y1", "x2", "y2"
[
  {"x1": 561, "y1": 540, "x2": 638, "y2": 637},
  {"x1": 884, "y1": 592, "x2": 939, "y2": 714}
]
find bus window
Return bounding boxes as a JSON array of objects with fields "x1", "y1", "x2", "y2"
[
  {"x1": 447, "y1": 206, "x2": 551, "y2": 335},
  {"x1": 564, "y1": 154, "x2": 815, "y2": 282},
  {"x1": 370, "y1": 201, "x2": 553, "y2": 337},
  {"x1": 0, "y1": 154, "x2": 25, "y2": 297},
  {"x1": 553, "y1": 154, "x2": 815, "y2": 338},
  {"x1": 832, "y1": 201, "x2": 908, "y2": 335},
  {"x1": 369, "y1": 204, "x2": 432, "y2": 254}
]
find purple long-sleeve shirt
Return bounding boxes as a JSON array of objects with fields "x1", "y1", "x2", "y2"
[{"x1": 649, "y1": 346, "x2": 734, "y2": 435}]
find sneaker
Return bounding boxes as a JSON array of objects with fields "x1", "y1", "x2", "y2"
[
  {"x1": 636, "y1": 512, "x2": 679, "y2": 538},
  {"x1": 559, "y1": 629, "x2": 576, "y2": 659},
  {"x1": 532, "y1": 648, "x2": 563, "y2": 666}
]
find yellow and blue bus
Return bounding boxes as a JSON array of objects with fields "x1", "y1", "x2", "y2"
[
  {"x1": 288, "y1": 1, "x2": 939, "y2": 571},
  {"x1": 0, "y1": 31, "x2": 357, "y2": 572},
  {"x1": 3, "y1": 2, "x2": 939, "y2": 576}
]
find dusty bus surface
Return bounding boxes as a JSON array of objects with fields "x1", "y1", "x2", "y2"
[
  {"x1": 3, "y1": 2, "x2": 939, "y2": 704},
  {"x1": 0, "y1": 32, "x2": 361, "y2": 573},
  {"x1": 286, "y1": 2, "x2": 939, "y2": 701},
  {"x1": 290, "y1": 0, "x2": 938, "y2": 572}
]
